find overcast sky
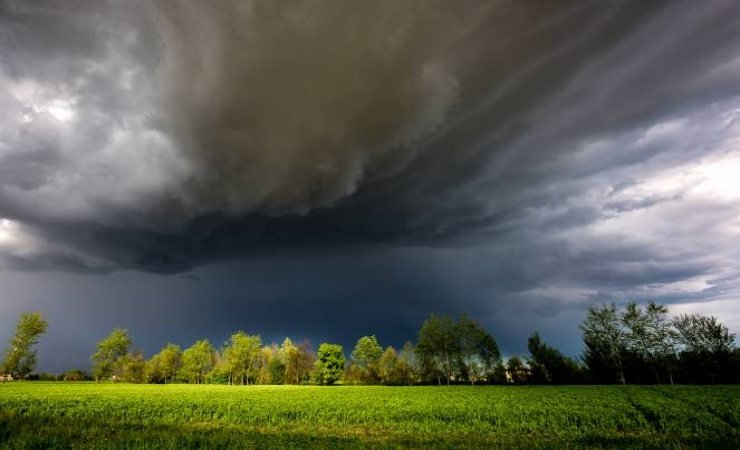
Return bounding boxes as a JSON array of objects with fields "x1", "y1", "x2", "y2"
[{"x1": 1, "y1": 0, "x2": 740, "y2": 372}]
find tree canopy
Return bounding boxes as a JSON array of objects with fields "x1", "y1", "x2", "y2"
[
  {"x1": 91, "y1": 328, "x2": 131, "y2": 381},
  {"x1": 1, "y1": 311, "x2": 48, "y2": 379},
  {"x1": 6, "y1": 303, "x2": 739, "y2": 386},
  {"x1": 314, "y1": 343, "x2": 345, "y2": 385}
]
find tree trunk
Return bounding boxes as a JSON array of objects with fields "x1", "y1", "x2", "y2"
[{"x1": 651, "y1": 358, "x2": 660, "y2": 385}]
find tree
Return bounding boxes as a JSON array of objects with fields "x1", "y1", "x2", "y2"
[
  {"x1": 158, "y1": 343, "x2": 182, "y2": 383},
  {"x1": 416, "y1": 314, "x2": 500, "y2": 384},
  {"x1": 281, "y1": 338, "x2": 315, "y2": 384},
  {"x1": 1, "y1": 311, "x2": 48, "y2": 379},
  {"x1": 179, "y1": 340, "x2": 216, "y2": 384},
  {"x1": 295, "y1": 340, "x2": 316, "y2": 384},
  {"x1": 398, "y1": 341, "x2": 418, "y2": 385},
  {"x1": 527, "y1": 332, "x2": 582, "y2": 384},
  {"x1": 350, "y1": 335, "x2": 383, "y2": 384},
  {"x1": 223, "y1": 332, "x2": 262, "y2": 385},
  {"x1": 491, "y1": 361, "x2": 508, "y2": 384},
  {"x1": 416, "y1": 314, "x2": 459, "y2": 385},
  {"x1": 120, "y1": 350, "x2": 146, "y2": 383},
  {"x1": 62, "y1": 369, "x2": 87, "y2": 381},
  {"x1": 378, "y1": 346, "x2": 399, "y2": 385},
  {"x1": 622, "y1": 301, "x2": 678, "y2": 384},
  {"x1": 146, "y1": 343, "x2": 181, "y2": 384},
  {"x1": 506, "y1": 356, "x2": 529, "y2": 384},
  {"x1": 673, "y1": 314, "x2": 735, "y2": 353},
  {"x1": 646, "y1": 302, "x2": 679, "y2": 385},
  {"x1": 313, "y1": 343, "x2": 345, "y2": 385},
  {"x1": 281, "y1": 338, "x2": 300, "y2": 384},
  {"x1": 258, "y1": 345, "x2": 284, "y2": 385},
  {"x1": 455, "y1": 315, "x2": 501, "y2": 384},
  {"x1": 581, "y1": 303, "x2": 626, "y2": 384},
  {"x1": 478, "y1": 332, "x2": 503, "y2": 383},
  {"x1": 92, "y1": 328, "x2": 132, "y2": 381},
  {"x1": 282, "y1": 337, "x2": 314, "y2": 385},
  {"x1": 673, "y1": 313, "x2": 737, "y2": 383}
]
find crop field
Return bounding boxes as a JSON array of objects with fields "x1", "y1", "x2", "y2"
[{"x1": 0, "y1": 383, "x2": 739, "y2": 448}]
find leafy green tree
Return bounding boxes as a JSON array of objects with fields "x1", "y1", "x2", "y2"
[
  {"x1": 282, "y1": 338, "x2": 315, "y2": 384},
  {"x1": 378, "y1": 346, "x2": 398, "y2": 384},
  {"x1": 121, "y1": 350, "x2": 146, "y2": 383},
  {"x1": 455, "y1": 315, "x2": 501, "y2": 384},
  {"x1": 416, "y1": 314, "x2": 458, "y2": 385},
  {"x1": 350, "y1": 335, "x2": 383, "y2": 384},
  {"x1": 206, "y1": 351, "x2": 230, "y2": 384},
  {"x1": 646, "y1": 302, "x2": 679, "y2": 385},
  {"x1": 146, "y1": 343, "x2": 182, "y2": 384},
  {"x1": 673, "y1": 313, "x2": 736, "y2": 383},
  {"x1": 179, "y1": 339, "x2": 216, "y2": 384},
  {"x1": 158, "y1": 343, "x2": 182, "y2": 383},
  {"x1": 622, "y1": 301, "x2": 678, "y2": 384},
  {"x1": 491, "y1": 361, "x2": 508, "y2": 384},
  {"x1": 527, "y1": 332, "x2": 582, "y2": 384},
  {"x1": 673, "y1": 314, "x2": 736, "y2": 353},
  {"x1": 416, "y1": 314, "x2": 500, "y2": 384},
  {"x1": 478, "y1": 333, "x2": 503, "y2": 382},
  {"x1": 581, "y1": 303, "x2": 626, "y2": 384},
  {"x1": 256, "y1": 346, "x2": 270, "y2": 384},
  {"x1": 506, "y1": 356, "x2": 529, "y2": 384},
  {"x1": 258, "y1": 345, "x2": 284, "y2": 384},
  {"x1": 378, "y1": 346, "x2": 417, "y2": 385},
  {"x1": 1, "y1": 311, "x2": 48, "y2": 379},
  {"x1": 398, "y1": 341, "x2": 418, "y2": 385},
  {"x1": 295, "y1": 340, "x2": 316, "y2": 384},
  {"x1": 62, "y1": 369, "x2": 87, "y2": 381},
  {"x1": 92, "y1": 328, "x2": 132, "y2": 381},
  {"x1": 281, "y1": 338, "x2": 300, "y2": 384},
  {"x1": 313, "y1": 343, "x2": 345, "y2": 385},
  {"x1": 223, "y1": 332, "x2": 262, "y2": 385}
]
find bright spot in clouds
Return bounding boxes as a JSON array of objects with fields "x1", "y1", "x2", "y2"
[
  {"x1": 692, "y1": 150, "x2": 740, "y2": 201},
  {"x1": 31, "y1": 99, "x2": 76, "y2": 122},
  {"x1": 43, "y1": 100, "x2": 75, "y2": 122},
  {"x1": 0, "y1": 219, "x2": 18, "y2": 245},
  {"x1": 0, "y1": 219, "x2": 23, "y2": 252}
]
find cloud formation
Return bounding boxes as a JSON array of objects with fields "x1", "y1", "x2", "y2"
[{"x1": 1, "y1": 0, "x2": 740, "y2": 331}]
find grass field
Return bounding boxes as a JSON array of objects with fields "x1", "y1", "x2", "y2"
[{"x1": 1, "y1": 383, "x2": 739, "y2": 448}]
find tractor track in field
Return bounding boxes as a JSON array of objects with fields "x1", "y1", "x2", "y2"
[
  {"x1": 652, "y1": 387, "x2": 738, "y2": 430},
  {"x1": 623, "y1": 388, "x2": 661, "y2": 432}
]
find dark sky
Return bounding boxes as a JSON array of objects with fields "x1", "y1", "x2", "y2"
[{"x1": 1, "y1": 0, "x2": 740, "y2": 373}]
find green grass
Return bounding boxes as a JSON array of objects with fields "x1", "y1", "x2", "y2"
[{"x1": 0, "y1": 383, "x2": 738, "y2": 448}]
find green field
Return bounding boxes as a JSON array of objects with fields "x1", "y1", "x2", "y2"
[{"x1": 1, "y1": 383, "x2": 738, "y2": 449}]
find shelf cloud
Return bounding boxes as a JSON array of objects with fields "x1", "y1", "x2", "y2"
[{"x1": 1, "y1": 1, "x2": 740, "y2": 366}]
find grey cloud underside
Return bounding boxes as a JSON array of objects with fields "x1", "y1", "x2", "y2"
[{"x1": 1, "y1": 0, "x2": 740, "y2": 312}]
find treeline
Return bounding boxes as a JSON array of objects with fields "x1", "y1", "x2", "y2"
[
  {"x1": 581, "y1": 302, "x2": 739, "y2": 384},
  {"x1": 85, "y1": 315, "x2": 499, "y2": 386},
  {"x1": 502, "y1": 302, "x2": 740, "y2": 385},
  {"x1": 2, "y1": 302, "x2": 739, "y2": 385}
]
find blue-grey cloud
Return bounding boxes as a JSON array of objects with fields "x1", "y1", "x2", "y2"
[{"x1": 1, "y1": 1, "x2": 740, "y2": 368}]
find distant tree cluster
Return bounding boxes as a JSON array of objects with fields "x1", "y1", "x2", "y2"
[
  {"x1": 84, "y1": 314, "x2": 504, "y2": 386},
  {"x1": 581, "y1": 302, "x2": 739, "y2": 384},
  {"x1": 2, "y1": 302, "x2": 739, "y2": 385},
  {"x1": 415, "y1": 314, "x2": 502, "y2": 385},
  {"x1": 498, "y1": 302, "x2": 739, "y2": 385},
  {"x1": 88, "y1": 330, "x2": 317, "y2": 385}
]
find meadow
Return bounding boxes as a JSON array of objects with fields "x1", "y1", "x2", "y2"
[{"x1": 0, "y1": 383, "x2": 738, "y2": 449}]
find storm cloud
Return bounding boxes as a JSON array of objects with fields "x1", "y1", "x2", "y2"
[{"x1": 1, "y1": 1, "x2": 740, "y2": 367}]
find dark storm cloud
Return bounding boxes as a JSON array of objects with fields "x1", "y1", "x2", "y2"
[{"x1": 2, "y1": 0, "x2": 740, "y2": 364}]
